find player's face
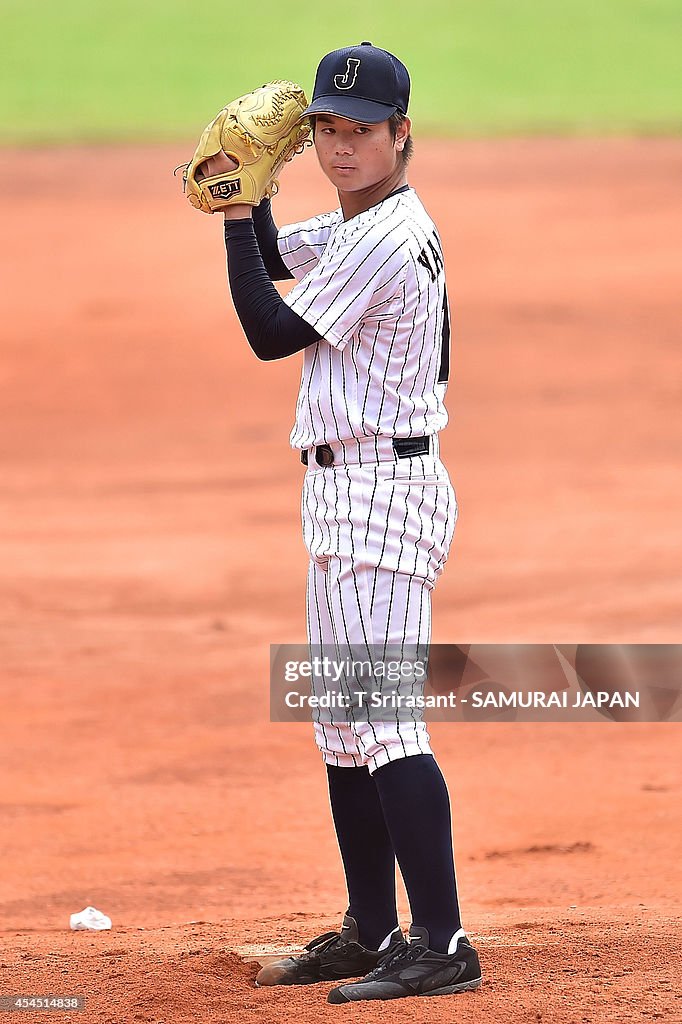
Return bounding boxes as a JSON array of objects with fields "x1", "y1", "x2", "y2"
[{"x1": 313, "y1": 114, "x2": 409, "y2": 192}]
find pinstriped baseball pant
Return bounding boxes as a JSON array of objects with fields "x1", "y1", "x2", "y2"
[{"x1": 302, "y1": 443, "x2": 457, "y2": 774}]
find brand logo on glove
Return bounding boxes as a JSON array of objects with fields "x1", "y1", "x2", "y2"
[{"x1": 209, "y1": 179, "x2": 241, "y2": 199}]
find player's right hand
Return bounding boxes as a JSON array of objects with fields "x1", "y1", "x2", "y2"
[
  {"x1": 196, "y1": 152, "x2": 252, "y2": 219},
  {"x1": 196, "y1": 150, "x2": 239, "y2": 180}
]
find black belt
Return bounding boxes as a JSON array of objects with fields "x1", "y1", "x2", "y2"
[{"x1": 300, "y1": 436, "x2": 430, "y2": 467}]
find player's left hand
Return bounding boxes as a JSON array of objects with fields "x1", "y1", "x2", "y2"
[{"x1": 179, "y1": 81, "x2": 312, "y2": 214}]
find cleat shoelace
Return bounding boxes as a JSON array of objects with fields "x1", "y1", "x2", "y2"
[
  {"x1": 362, "y1": 942, "x2": 425, "y2": 979},
  {"x1": 297, "y1": 930, "x2": 348, "y2": 964}
]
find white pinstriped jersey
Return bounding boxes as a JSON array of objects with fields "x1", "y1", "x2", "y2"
[{"x1": 277, "y1": 187, "x2": 451, "y2": 449}]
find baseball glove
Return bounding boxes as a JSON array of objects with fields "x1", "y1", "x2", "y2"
[{"x1": 180, "y1": 81, "x2": 311, "y2": 214}]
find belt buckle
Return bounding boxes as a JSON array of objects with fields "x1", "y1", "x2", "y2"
[{"x1": 315, "y1": 444, "x2": 335, "y2": 467}]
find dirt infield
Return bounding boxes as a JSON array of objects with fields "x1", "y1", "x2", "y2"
[{"x1": 0, "y1": 139, "x2": 680, "y2": 1023}]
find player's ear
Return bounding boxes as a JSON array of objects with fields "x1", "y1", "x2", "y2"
[{"x1": 395, "y1": 116, "x2": 411, "y2": 151}]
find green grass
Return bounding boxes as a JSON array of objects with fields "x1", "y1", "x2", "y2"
[{"x1": 1, "y1": 0, "x2": 680, "y2": 142}]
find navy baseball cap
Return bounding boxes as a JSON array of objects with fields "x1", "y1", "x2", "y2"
[{"x1": 302, "y1": 41, "x2": 410, "y2": 124}]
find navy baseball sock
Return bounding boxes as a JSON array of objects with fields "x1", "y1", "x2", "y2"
[
  {"x1": 372, "y1": 753, "x2": 462, "y2": 954},
  {"x1": 326, "y1": 764, "x2": 399, "y2": 951}
]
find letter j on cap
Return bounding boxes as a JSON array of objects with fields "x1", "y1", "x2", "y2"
[{"x1": 334, "y1": 58, "x2": 360, "y2": 90}]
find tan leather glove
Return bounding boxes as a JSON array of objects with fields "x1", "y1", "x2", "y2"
[{"x1": 181, "y1": 81, "x2": 311, "y2": 213}]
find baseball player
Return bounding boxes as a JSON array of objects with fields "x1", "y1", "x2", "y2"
[{"x1": 190, "y1": 43, "x2": 482, "y2": 1003}]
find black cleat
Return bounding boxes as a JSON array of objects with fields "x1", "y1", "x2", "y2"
[
  {"x1": 255, "y1": 914, "x2": 403, "y2": 987},
  {"x1": 327, "y1": 925, "x2": 482, "y2": 1003}
]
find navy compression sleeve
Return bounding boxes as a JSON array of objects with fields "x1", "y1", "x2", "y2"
[
  {"x1": 252, "y1": 199, "x2": 293, "y2": 281},
  {"x1": 224, "y1": 218, "x2": 321, "y2": 362}
]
